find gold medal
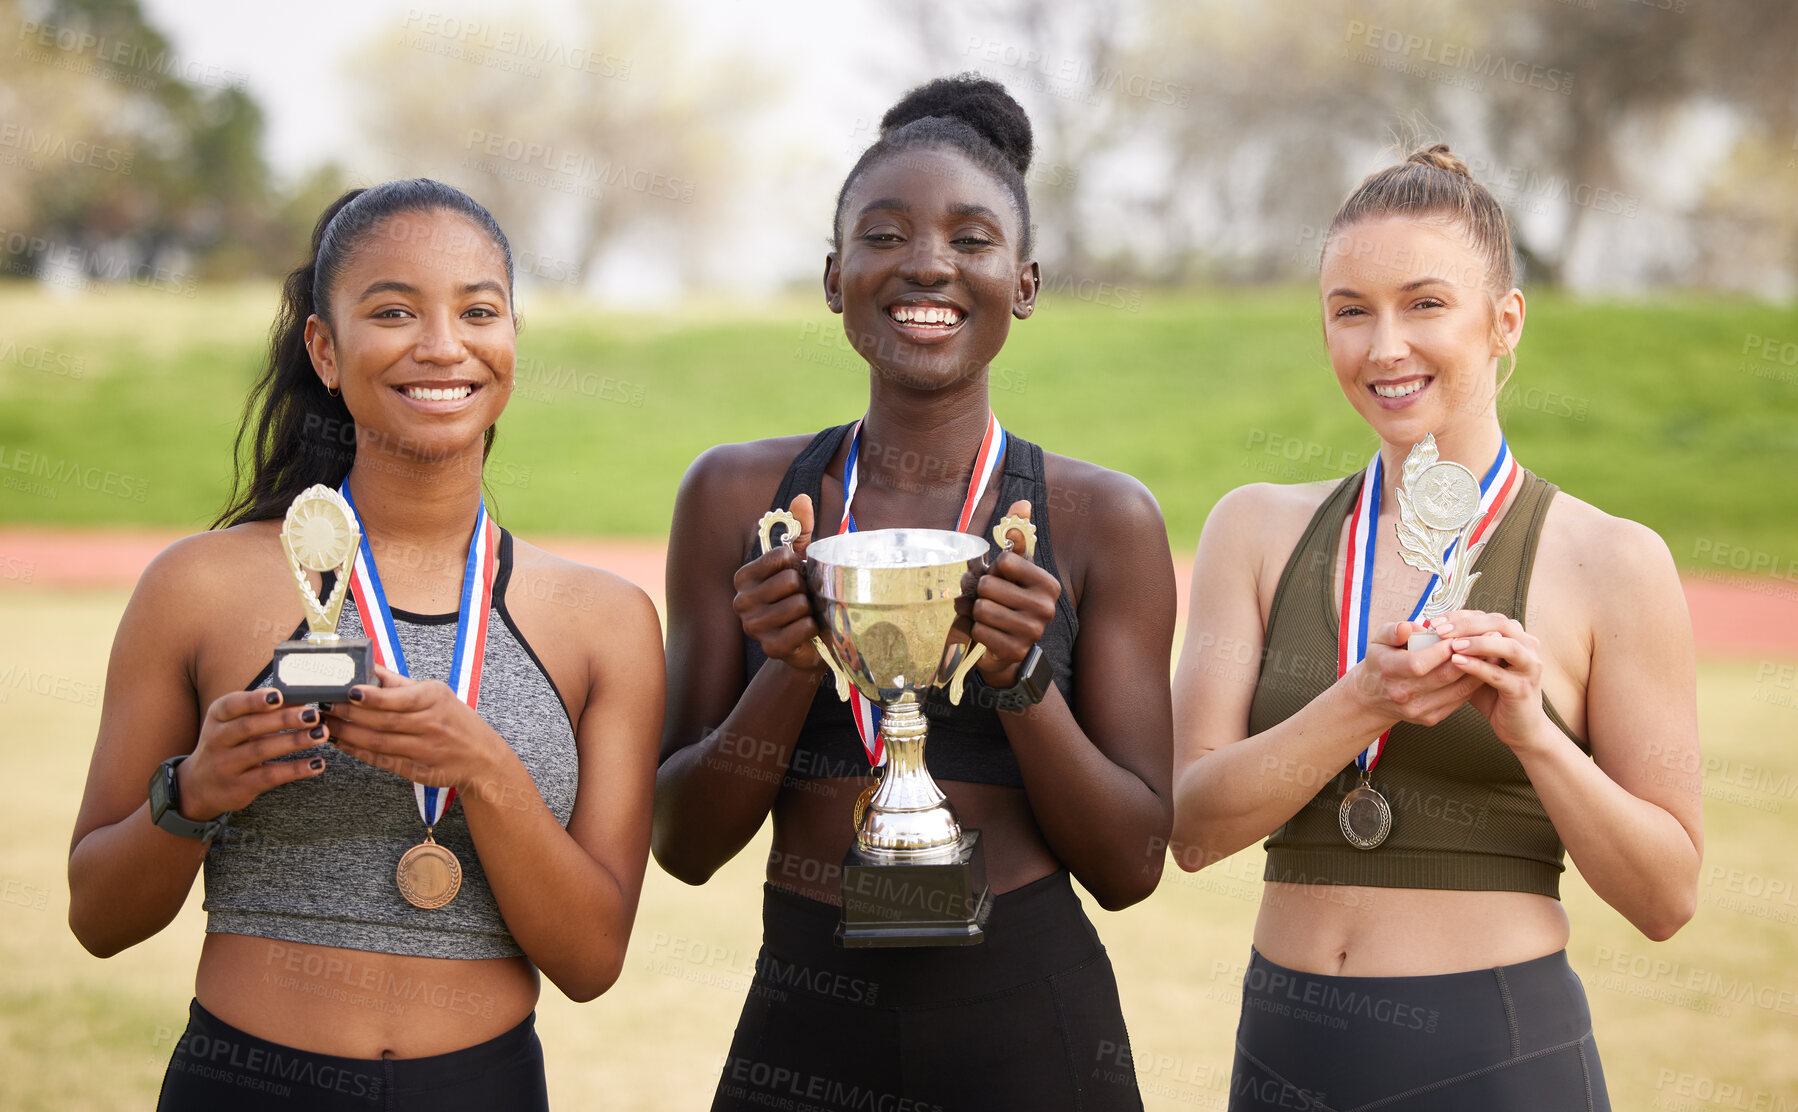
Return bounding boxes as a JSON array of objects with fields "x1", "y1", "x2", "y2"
[
  {"x1": 1339, "y1": 776, "x2": 1393, "y2": 850},
  {"x1": 396, "y1": 830, "x2": 462, "y2": 909}
]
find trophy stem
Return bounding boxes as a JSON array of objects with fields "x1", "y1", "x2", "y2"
[{"x1": 856, "y1": 695, "x2": 963, "y2": 860}]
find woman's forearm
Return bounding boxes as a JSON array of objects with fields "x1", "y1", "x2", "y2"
[
  {"x1": 68, "y1": 802, "x2": 209, "y2": 957},
  {"x1": 1171, "y1": 675, "x2": 1398, "y2": 869},
  {"x1": 652, "y1": 661, "x2": 827, "y2": 884},
  {"x1": 461, "y1": 753, "x2": 637, "y2": 1001},
  {"x1": 1514, "y1": 720, "x2": 1700, "y2": 940},
  {"x1": 1007, "y1": 688, "x2": 1171, "y2": 910}
]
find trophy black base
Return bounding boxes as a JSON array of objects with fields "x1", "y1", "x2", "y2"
[
  {"x1": 271, "y1": 637, "x2": 373, "y2": 703},
  {"x1": 836, "y1": 829, "x2": 992, "y2": 948}
]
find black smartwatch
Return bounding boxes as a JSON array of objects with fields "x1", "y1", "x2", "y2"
[
  {"x1": 976, "y1": 643, "x2": 1053, "y2": 712},
  {"x1": 148, "y1": 756, "x2": 230, "y2": 842}
]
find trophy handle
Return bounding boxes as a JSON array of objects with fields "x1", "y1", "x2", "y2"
[
  {"x1": 756, "y1": 508, "x2": 800, "y2": 554},
  {"x1": 992, "y1": 514, "x2": 1037, "y2": 559},
  {"x1": 947, "y1": 643, "x2": 986, "y2": 707},
  {"x1": 754, "y1": 509, "x2": 853, "y2": 703},
  {"x1": 945, "y1": 515, "x2": 1040, "y2": 705}
]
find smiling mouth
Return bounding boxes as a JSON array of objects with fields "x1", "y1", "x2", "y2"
[
  {"x1": 1371, "y1": 377, "x2": 1430, "y2": 399},
  {"x1": 887, "y1": 304, "x2": 964, "y2": 328},
  {"x1": 398, "y1": 384, "x2": 478, "y2": 402}
]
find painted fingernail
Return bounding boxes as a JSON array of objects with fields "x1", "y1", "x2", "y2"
[
  {"x1": 265, "y1": 690, "x2": 281, "y2": 705},
  {"x1": 309, "y1": 758, "x2": 325, "y2": 771},
  {"x1": 319, "y1": 703, "x2": 333, "y2": 713},
  {"x1": 309, "y1": 725, "x2": 326, "y2": 739},
  {"x1": 301, "y1": 708, "x2": 319, "y2": 725},
  {"x1": 348, "y1": 688, "x2": 364, "y2": 702},
  {"x1": 1452, "y1": 639, "x2": 1470, "y2": 650}
]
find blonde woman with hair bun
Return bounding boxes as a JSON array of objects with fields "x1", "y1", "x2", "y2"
[{"x1": 1170, "y1": 143, "x2": 1700, "y2": 1110}]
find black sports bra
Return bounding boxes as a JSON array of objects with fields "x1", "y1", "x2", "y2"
[{"x1": 743, "y1": 424, "x2": 1079, "y2": 788}]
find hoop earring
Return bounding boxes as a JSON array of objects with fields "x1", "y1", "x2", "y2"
[{"x1": 326, "y1": 383, "x2": 339, "y2": 397}]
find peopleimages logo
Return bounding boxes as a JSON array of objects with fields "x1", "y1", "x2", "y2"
[{"x1": 1343, "y1": 21, "x2": 1576, "y2": 95}]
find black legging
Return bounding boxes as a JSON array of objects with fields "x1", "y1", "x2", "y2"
[
  {"x1": 713, "y1": 870, "x2": 1144, "y2": 1112},
  {"x1": 155, "y1": 999, "x2": 549, "y2": 1111},
  {"x1": 1230, "y1": 948, "x2": 1610, "y2": 1111}
]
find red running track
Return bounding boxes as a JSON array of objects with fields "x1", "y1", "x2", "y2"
[{"x1": 1, "y1": 526, "x2": 1793, "y2": 657}]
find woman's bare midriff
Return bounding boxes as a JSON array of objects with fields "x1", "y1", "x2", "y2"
[
  {"x1": 1252, "y1": 882, "x2": 1570, "y2": 977},
  {"x1": 767, "y1": 778, "x2": 1059, "y2": 904},
  {"x1": 195, "y1": 933, "x2": 539, "y2": 1058}
]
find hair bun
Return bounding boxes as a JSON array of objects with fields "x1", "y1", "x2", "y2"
[
  {"x1": 1406, "y1": 143, "x2": 1472, "y2": 179},
  {"x1": 880, "y1": 72, "x2": 1033, "y2": 175}
]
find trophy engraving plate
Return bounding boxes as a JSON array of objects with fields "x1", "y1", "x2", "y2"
[
  {"x1": 272, "y1": 485, "x2": 374, "y2": 702},
  {"x1": 275, "y1": 652, "x2": 358, "y2": 689}
]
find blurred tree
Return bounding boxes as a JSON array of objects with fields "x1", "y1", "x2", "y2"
[
  {"x1": 1010, "y1": 0, "x2": 1796, "y2": 294},
  {"x1": 347, "y1": 3, "x2": 773, "y2": 292},
  {"x1": 0, "y1": 0, "x2": 280, "y2": 282}
]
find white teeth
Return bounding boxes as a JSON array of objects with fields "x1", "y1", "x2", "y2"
[
  {"x1": 1373, "y1": 380, "x2": 1426, "y2": 398},
  {"x1": 891, "y1": 305, "x2": 961, "y2": 326},
  {"x1": 402, "y1": 385, "x2": 474, "y2": 402}
]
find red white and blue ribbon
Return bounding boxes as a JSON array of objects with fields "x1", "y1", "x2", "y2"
[
  {"x1": 837, "y1": 411, "x2": 1006, "y2": 766},
  {"x1": 339, "y1": 482, "x2": 498, "y2": 829},
  {"x1": 1337, "y1": 438, "x2": 1517, "y2": 775}
]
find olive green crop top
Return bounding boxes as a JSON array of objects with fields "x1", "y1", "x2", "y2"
[{"x1": 1252, "y1": 469, "x2": 1589, "y2": 898}]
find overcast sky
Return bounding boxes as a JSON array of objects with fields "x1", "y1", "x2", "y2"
[
  {"x1": 138, "y1": 0, "x2": 880, "y2": 182},
  {"x1": 134, "y1": 0, "x2": 947, "y2": 296}
]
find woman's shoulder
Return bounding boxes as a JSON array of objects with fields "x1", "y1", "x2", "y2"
[
  {"x1": 1037, "y1": 451, "x2": 1166, "y2": 536},
  {"x1": 676, "y1": 433, "x2": 825, "y2": 513},
  {"x1": 135, "y1": 520, "x2": 288, "y2": 601},
  {"x1": 117, "y1": 521, "x2": 294, "y2": 658},
  {"x1": 1203, "y1": 479, "x2": 1343, "y2": 551},
  {"x1": 1538, "y1": 487, "x2": 1681, "y2": 598},
  {"x1": 506, "y1": 537, "x2": 658, "y2": 630}
]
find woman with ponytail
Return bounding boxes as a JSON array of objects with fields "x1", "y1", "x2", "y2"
[
  {"x1": 1170, "y1": 145, "x2": 1700, "y2": 1109},
  {"x1": 69, "y1": 180, "x2": 662, "y2": 1111},
  {"x1": 655, "y1": 75, "x2": 1175, "y2": 1111}
]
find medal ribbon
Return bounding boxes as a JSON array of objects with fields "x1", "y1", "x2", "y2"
[
  {"x1": 339, "y1": 482, "x2": 498, "y2": 828},
  {"x1": 1337, "y1": 438, "x2": 1517, "y2": 775},
  {"x1": 837, "y1": 411, "x2": 1006, "y2": 766}
]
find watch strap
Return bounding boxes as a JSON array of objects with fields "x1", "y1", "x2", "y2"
[
  {"x1": 977, "y1": 643, "x2": 1051, "y2": 712},
  {"x1": 149, "y1": 756, "x2": 229, "y2": 842}
]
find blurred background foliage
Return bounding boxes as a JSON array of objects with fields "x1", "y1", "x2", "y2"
[{"x1": 3, "y1": 0, "x2": 1795, "y2": 296}]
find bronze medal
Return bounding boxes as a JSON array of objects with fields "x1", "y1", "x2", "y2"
[
  {"x1": 1339, "y1": 779, "x2": 1393, "y2": 850},
  {"x1": 852, "y1": 783, "x2": 877, "y2": 832},
  {"x1": 396, "y1": 832, "x2": 462, "y2": 909}
]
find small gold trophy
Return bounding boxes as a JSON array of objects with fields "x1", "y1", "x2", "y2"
[
  {"x1": 270, "y1": 485, "x2": 373, "y2": 701},
  {"x1": 1394, "y1": 435, "x2": 1488, "y2": 650}
]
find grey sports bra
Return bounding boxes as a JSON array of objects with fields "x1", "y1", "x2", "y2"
[{"x1": 204, "y1": 531, "x2": 578, "y2": 959}]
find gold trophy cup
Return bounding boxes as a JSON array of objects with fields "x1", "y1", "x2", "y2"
[{"x1": 757, "y1": 510, "x2": 1036, "y2": 946}]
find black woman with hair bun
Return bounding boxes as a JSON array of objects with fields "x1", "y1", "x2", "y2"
[
  {"x1": 656, "y1": 74, "x2": 1175, "y2": 1111},
  {"x1": 68, "y1": 179, "x2": 663, "y2": 1111}
]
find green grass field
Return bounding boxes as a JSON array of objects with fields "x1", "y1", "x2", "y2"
[
  {"x1": 0, "y1": 284, "x2": 1794, "y2": 564},
  {"x1": 2, "y1": 590, "x2": 1794, "y2": 1110}
]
